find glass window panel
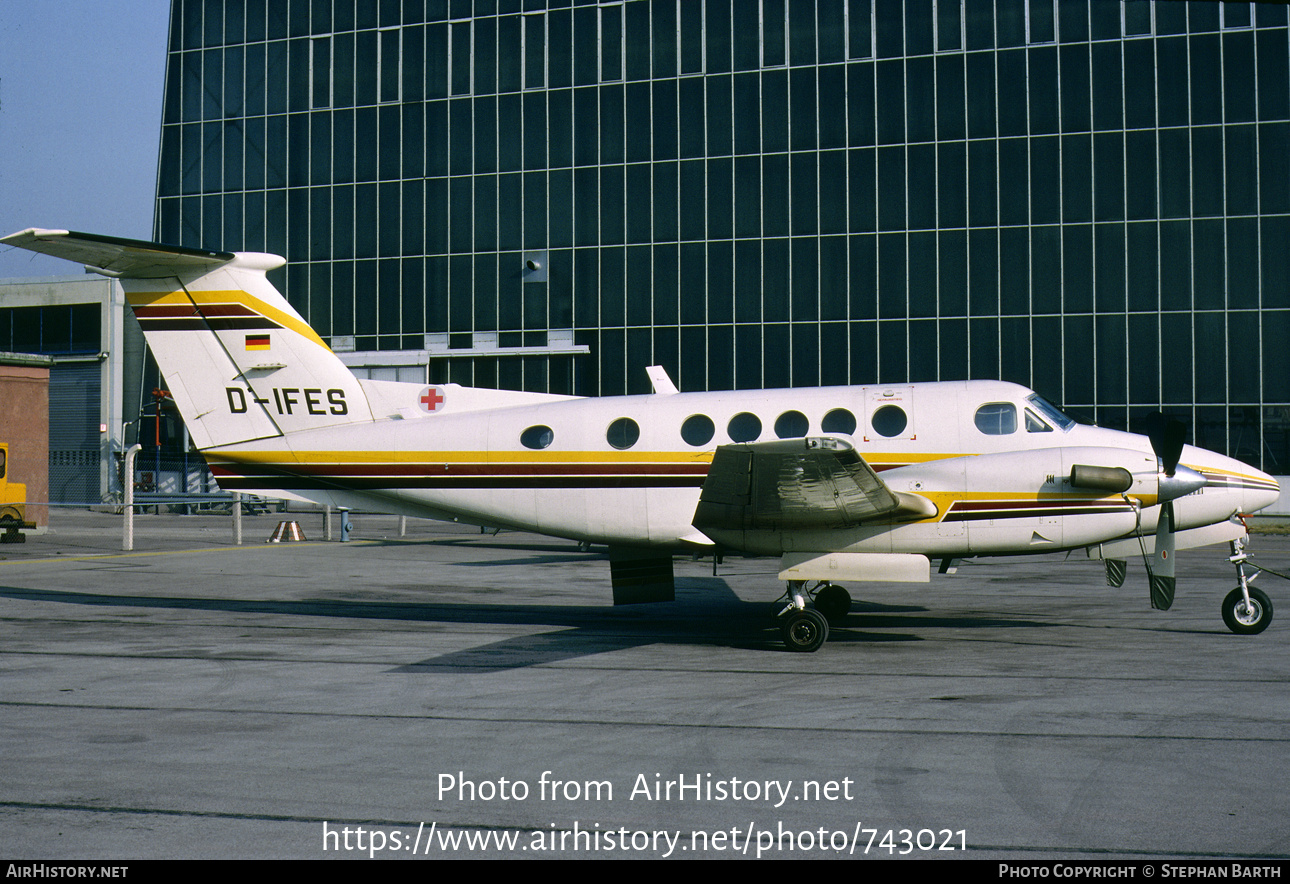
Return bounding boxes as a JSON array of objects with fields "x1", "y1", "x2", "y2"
[
  {"x1": 708, "y1": 158, "x2": 733, "y2": 240},
  {"x1": 600, "y1": 3, "x2": 623, "y2": 82},
  {"x1": 548, "y1": 9, "x2": 572, "y2": 89},
  {"x1": 1027, "y1": 46, "x2": 1058, "y2": 135},
  {"x1": 1225, "y1": 125, "x2": 1257, "y2": 216},
  {"x1": 1191, "y1": 126, "x2": 1223, "y2": 217},
  {"x1": 965, "y1": 52, "x2": 995, "y2": 138},
  {"x1": 763, "y1": 0, "x2": 786, "y2": 67},
  {"x1": 1093, "y1": 132, "x2": 1125, "y2": 222},
  {"x1": 1032, "y1": 226, "x2": 1060, "y2": 313},
  {"x1": 1190, "y1": 34, "x2": 1222, "y2": 126},
  {"x1": 680, "y1": 242, "x2": 706, "y2": 325},
  {"x1": 1059, "y1": 43, "x2": 1090, "y2": 133},
  {"x1": 1263, "y1": 217, "x2": 1290, "y2": 308},
  {"x1": 682, "y1": 0, "x2": 705, "y2": 73},
  {"x1": 1000, "y1": 228, "x2": 1029, "y2": 315},
  {"x1": 652, "y1": 245, "x2": 679, "y2": 326},
  {"x1": 522, "y1": 13, "x2": 544, "y2": 90},
  {"x1": 1094, "y1": 223, "x2": 1125, "y2": 313},
  {"x1": 1127, "y1": 222, "x2": 1158, "y2": 313},
  {"x1": 908, "y1": 231, "x2": 936, "y2": 318},
  {"x1": 761, "y1": 69, "x2": 788, "y2": 152},
  {"x1": 764, "y1": 238, "x2": 790, "y2": 321},
  {"x1": 600, "y1": 248, "x2": 625, "y2": 328},
  {"x1": 1227, "y1": 218, "x2": 1258, "y2": 310},
  {"x1": 938, "y1": 230, "x2": 967, "y2": 317},
  {"x1": 879, "y1": 233, "x2": 906, "y2": 318},
  {"x1": 600, "y1": 165, "x2": 624, "y2": 245},
  {"x1": 599, "y1": 85, "x2": 624, "y2": 165},
  {"x1": 997, "y1": 49, "x2": 1027, "y2": 137},
  {"x1": 1091, "y1": 41, "x2": 1123, "y2": 131},
  {"x1": 850, "y1": 235, "x2": 877, "y2": 319},
  {"x1": 762, "y1": 154, "x2": 789, "y2": 237},
  {"x1": 820, "y1": 150, "x2": 847, "y2": 235},
  {"x1": 847, "y1": 62, "x2": 875, "y2": 146},
  {"x1": 1260, "y1": 124, "x2": 1290, "y2": 214},
  {"x1": 1159, "y1": 221, "x2": 1191, "y2": 312},
  {"x1": 1063, "y1": 315, "x2": 1094, "y2": 405}
]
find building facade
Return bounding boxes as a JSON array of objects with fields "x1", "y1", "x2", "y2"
[{"x1": 154, "y1": 0, "x2": 1290, "y2": 472}]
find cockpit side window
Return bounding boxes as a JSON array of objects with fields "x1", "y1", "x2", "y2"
[
  {"x1": 1025, "y1": 393, "x2": 1076, "y2": 431},
  {"x1": 1025, "y1": 409, "x2": 1053, "y2": 432},
  {"x1": 974, "y1": 402, "x2": 1017, "y2": 435}
]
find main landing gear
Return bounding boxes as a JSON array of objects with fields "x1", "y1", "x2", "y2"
[
  {"x1": 1224, "y1": 538, "x2": 1274, "y2": 635},
  {"x1": 777, "y1": 580, "x2": 852, "y2": 652}
]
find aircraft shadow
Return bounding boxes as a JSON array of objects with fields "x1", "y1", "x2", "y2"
[{"x1": 0, "y1": 582, "x2": 1054, "y2": 672}]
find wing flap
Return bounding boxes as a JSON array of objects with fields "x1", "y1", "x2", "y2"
[{"x1": 693, "y1": 437, "x2": 934, "y2": 533}]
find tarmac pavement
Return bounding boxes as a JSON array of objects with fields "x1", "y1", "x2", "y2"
[{"x1": 1, "y1": 508, "x2": 1288, "y2": 860}]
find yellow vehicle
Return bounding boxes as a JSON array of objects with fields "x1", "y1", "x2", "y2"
[{"x1": 0, "y1": 442, "x2": 33, "y2": 543}]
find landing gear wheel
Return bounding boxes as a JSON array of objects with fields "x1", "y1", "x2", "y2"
[
  {"x1": 1222, "y1": 587, "x2": 1273, "y2": 635},
  {"x1": 813, "y1": 583, "x2": 851, "y2": 622},
  {"x1": 781, "y1": 608, "x2": 829, "y2": 652}
]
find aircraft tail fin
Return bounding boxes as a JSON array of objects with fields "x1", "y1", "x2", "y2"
[{"x1": 1, "y1": 229, "x2": 372, "y2": 449}]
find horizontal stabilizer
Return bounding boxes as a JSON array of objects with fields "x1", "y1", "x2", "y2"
[{"x1": 1, "y1": 228, "x2": 237, "y2": 278}]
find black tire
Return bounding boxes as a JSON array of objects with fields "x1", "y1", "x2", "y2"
[
  {"x1": 781, "y1": 609, "x2": 829, "y2": 652},
  {"x1": 813, "y1": 583, "x2": 851, "y2": 622},
  {"x1": 1222, "y1": 587, "x2": 1273, "y2": 636}
]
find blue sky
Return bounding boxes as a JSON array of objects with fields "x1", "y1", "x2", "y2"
[{"x1": 0, "y1": 2, "x2": 170, "y2": 279}]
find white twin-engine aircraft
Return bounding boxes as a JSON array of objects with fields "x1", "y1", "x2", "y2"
[{"x1": 3, "y1": 228, "x2": 1281, "y2": 651}]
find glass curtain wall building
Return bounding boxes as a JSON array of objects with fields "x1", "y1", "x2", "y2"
[{"x1": 154, "y1": 0, "x2": 1290, "y2": 472}]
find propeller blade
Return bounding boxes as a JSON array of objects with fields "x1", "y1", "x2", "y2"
[
  {"x1": 1145, "y1": 412, "x2": 1186, "y2": 477},
  {"x1": 1149, "y1": 501, "x2": 1176, "y2": 610},
  {"x1": 1105, "y1": 558, "x2": 1126, "y2": 588}
]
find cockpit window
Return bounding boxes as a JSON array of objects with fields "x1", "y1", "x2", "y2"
[
  {"x1": 1025, "y1": 409, "x2": 1053, "y2": 433},
  {"x1": 974, "y1": 403, "x2": 1017, "y2": 435},
  {"x1": 1025, "y1": 393, "x2": 1075, "y2": 431}
]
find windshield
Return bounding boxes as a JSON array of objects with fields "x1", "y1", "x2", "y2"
[{"x1": 1025, "y1": 394, "x2": 1076, "y2": 431}]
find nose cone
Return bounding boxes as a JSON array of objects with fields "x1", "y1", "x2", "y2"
[
  {"x1": 1242, "y1": 468, "x2": 1281, "y2": 515},
  {"x1": 1198, "y1": 454, "x2": 1281, "y2": 515}
]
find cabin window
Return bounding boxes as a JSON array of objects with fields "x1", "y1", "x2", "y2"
[
  {"x1": 974, "y1": 402, "x2": 1017, "y2": 435},
  {"x1": 520, "y1": 425, "x2": 554, "y2": 449},
  {"x1": 871, "y1": 405, "x2": 908, "y2": 437},
  {"x1": 821, "y1": 408, "x2": 856, "y2": 434},
  {"x1": 727, "y1": 412, "x2": 762, "y2": 442},
  {"x1": 606, "y1": 417, "x2": 640, "y2": 450},
  {"x1": 681, "y1": 414, "x2": 715, "y2": 446},
  {"x1": 774, "y1": 410, "x2": 809, "y2": 438}
]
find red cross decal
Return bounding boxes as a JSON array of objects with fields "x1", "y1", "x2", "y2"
[{"x1": 419, "y1": 386, "x2": 445, "y2": 413}]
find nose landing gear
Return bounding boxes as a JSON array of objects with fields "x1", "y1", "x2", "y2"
[{"x1": 1225, "y1": 538, "x2": 1274, "y2": 635}]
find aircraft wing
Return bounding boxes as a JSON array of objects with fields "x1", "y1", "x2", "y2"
[
  {"x1": 692, "y1": 437, "x2": 936, "y2": 534},
  {"x1": 1, "y1": 228, "x2": 234, "y2": 278}
]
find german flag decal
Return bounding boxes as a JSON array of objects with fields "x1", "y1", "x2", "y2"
[{"x1": 245, "y1": 334, "x2": 270, "y2": 350}]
